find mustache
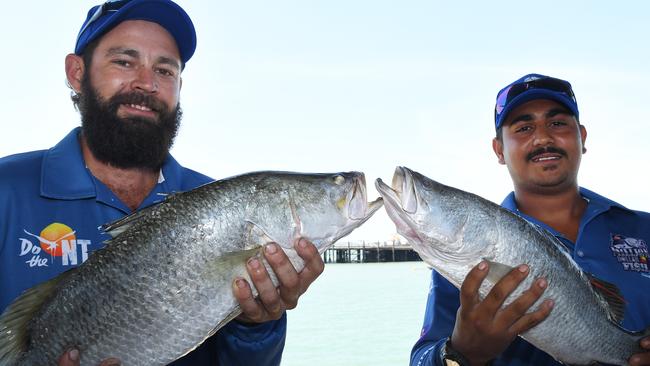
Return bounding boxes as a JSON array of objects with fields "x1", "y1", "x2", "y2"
[
  {"x1": 527, "y1": 146, "x2": 568, "y2": 161},
  {"x1": 108, "y1": 92, "x2": 168, "y2": 113}
]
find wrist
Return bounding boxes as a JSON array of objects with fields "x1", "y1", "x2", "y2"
[
  {"x1": 440, "y1": 338, "x2": 492, "y2": 366},
  {"x1": 440, "y1": 338, "x2": 471, "y2": 366}
]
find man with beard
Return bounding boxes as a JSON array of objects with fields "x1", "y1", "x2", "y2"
[
  {"x1": 410, "y1": 74, "x2": 650, "y2": 366},
  {"x1": 0, "y1": 1, "x2": 324, "y2": 365}
]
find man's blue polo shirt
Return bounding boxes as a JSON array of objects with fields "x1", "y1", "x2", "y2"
[
  {"x1": 0, "y1": 128, "x2": 286, "y2": 366},
  {"x1": 410, "y1": 188, "x2": 650, "y2": 366}
]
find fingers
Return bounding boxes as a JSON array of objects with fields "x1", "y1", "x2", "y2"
[
  {"x1": 293, "y1": 238, "x2": 324, "y2": 294},
  {"x1": 500, "y1": 277, "x2": 553, "y2": 330},
  {"x1": 642, "y1": 337, "x2": 650, "y2": 350},
  {"x1": 58, "y1": 348, "x2": 80, "y2": 366},
  {"x1": 628, "y1": 337, "x2": 650, "y2": 366},
  {"x1": 507, "y1": 297, "x2": 554, "y2": 335},
  {"x1": 98, "y1": 358, "x2": 122, "y2": 366},
  {"x1": 481, "y1": 264, "x2": 531, "y2": 315},
  {"x1": 233, "y1": 238, "x2": 324, "y2": 324},
  {"x1": 233, "y1": 275, "x2": 267, "y2": 323},
  {"x1": 233, "y1": 254, "x2": 285, "y2": 323},
  {"x1": 459, "y1": 261, "x2": 490, "y2": 315},
  {"x1": 57, "y1": 349, "x2": 121, "y2": 366},
  {"x1": 265, "y1": 243, "x2": 300, "y2": 309}
]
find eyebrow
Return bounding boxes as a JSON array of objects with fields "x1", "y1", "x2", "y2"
[
  {"x1": 508, "y1": 107, "x2": 573, "y2": 126},
  {"x1": 105, "y1": 47, "x2": 181, "y2": 71}
]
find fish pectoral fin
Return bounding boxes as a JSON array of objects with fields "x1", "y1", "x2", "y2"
[
  {"x1": 201, "y1": 246, "x2": 266, "y2": 288},
  {"x1": 484, "y1": 260, "x2": 515, "y2": 285},
  {"x1": 244, "y1": 220, "x2": 279, "y2": 250},
  {"x1": 587, "y1": 273, "x2": 626, "y2": 325},
  {"x1": 0, "y1": 268, "x2": 77, "y2": 364}
]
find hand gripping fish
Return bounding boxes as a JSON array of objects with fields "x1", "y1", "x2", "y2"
[
  {"x1": 376, "y1": 166, "x2": 649, "y2": 365},
  {"x1": 0, "y1": 171, "x2": 382, "y2": 365}
]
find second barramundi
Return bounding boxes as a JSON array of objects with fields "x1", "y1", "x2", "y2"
[{"x1": 376, "y1": 166, "x2": 647, "y2": 365}]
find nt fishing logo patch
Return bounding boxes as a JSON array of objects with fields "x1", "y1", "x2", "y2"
[{"x1": 610, "y1": 233, "x2": 648, "y2": 273}]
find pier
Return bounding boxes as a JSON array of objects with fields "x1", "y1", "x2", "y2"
[{"x1": 323, "y1": 240, "x2": 422, "y2": 263}]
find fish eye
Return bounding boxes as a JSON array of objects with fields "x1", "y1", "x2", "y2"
[{"x1": 333, "y1": 175, "x2": 345, "y2": 185}]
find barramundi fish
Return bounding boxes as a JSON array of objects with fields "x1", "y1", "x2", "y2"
[
  {"x1": 0, "y1": 171, "x2": 383, "y2": 366},
  {"x1": 376, "y1": 166, "x2": 648, "y2": 365}
]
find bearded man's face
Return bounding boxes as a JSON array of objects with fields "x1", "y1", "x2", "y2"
[
  {"x1": 78, "y1": 74, "x2": 182, "y2": 172},
  {"x1": 75, "y1": 20, "x2": 184, "y2": 172}
]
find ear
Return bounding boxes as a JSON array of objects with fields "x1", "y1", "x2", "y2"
[
  {"x1": 579, "y1": 124, "x2": 588, "y2": 154},
  {"x1": 492, "y1": 137, "x2": 506, "y2": 165},
  {"x1": 65, "y1": 54, "x2": 85, "y2": 93}
]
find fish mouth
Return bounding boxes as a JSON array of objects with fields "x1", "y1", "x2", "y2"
[
  {"x1": 374, "y1": 166, "x2": 417, "y2": 215},
  {"x1": 347, "y1": 173, "x2": 383, "y2": 221},
  {"x1": 391, "y1": 166, "x2": 418, "y2": 214},
  {"x1": 375, "y1": 167, "x2": 422, "y2": 245},
  {"x1": 329, "y1": 173, "x2": 382, "y2": 247}
]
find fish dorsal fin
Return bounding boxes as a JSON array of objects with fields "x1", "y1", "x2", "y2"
[
  {"x1": 244, "y1": 220, "x2": 277, "y2": 250},
  {"x1": 100, "y1": 194, "x2": 178, "y2": 238},
  {"x1": 484, "y1": 260, "x2": 515, "y2": 285},
  {"x1": 588, "y1": 274, "x2": 626, "y2": 324},
  {"x1": 0, "y1": 269, "x2": 76, "y2": 364}
]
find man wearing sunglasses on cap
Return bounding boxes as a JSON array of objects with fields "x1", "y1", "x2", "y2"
[
  {"x1": 0, "y1": 1, "x2": 324, "y2": 365},
  {"x1": 410, "y1": 74, "x2": 650, "y2": 366}
]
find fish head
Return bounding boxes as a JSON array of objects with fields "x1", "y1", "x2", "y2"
[
  {"x1": 376, "y1": 167, "x2": 493, "y2": 266},
  {"x1": 263, "y1": 171, "x2": 383, "y2": 252}
]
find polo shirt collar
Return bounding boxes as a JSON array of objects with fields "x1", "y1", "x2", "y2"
[
  {"x1": 41, "y1": 127, "x2": 185, "y2": 203},
  {"x1": 41, "y1": 128, "x2": 95, "y2": 199},
  {"x1": 500, "y1": 187, "x2": 629, "y2": 236}
]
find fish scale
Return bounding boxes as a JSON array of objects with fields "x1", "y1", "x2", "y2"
[{"x1": 0, "y1": 171, "x2": 382, "y2": 366}]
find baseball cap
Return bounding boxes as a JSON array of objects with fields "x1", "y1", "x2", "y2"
[
  {"x1": 74, "y1": 0, "x2": 196, "y2": 65},
  {"x1": 494, "y1": 73, "x2": 579, "y2": 130}
]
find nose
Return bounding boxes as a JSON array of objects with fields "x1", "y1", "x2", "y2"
[
  {"x1": 130, "y1": 66, "x2": 158, "y2": 94},
  {"x1": 532, "y1": 125, "x2": 554, "y2": 147}
]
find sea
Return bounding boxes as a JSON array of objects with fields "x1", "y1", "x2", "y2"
[{"x1": 281, "y1": 261, "x2": 432, "y2": 366}]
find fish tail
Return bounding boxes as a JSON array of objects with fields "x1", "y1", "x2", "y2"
[
  {"x1": 0, "y1": 291, "x2": 36, "y2": 365},
  {"x1": 0, "y1": 272, "x2": 73, "y2": 365}
]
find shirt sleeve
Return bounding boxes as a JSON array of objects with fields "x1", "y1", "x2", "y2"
[
  {"x1": 168, "y1": 313, "x2": 287, "y2": 366},
  {"x1": 410, "y1": 270, "x2": 460, "y2": 366}
]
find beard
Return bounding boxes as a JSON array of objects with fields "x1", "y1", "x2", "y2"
[{"x1": 77, "y1": 75, "x2": 182, "y2": 172}]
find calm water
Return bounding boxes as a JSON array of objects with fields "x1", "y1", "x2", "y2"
[{"x1": 282, "y1": 262, "x2": 432, "y2": 366}]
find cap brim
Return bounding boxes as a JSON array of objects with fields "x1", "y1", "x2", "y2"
[
  {"x1": 75, "y1": 0, "x2": 196, "y2": 64},
  {"x1": 496, "y1": 89, "x2": 579, "y2": 129}
]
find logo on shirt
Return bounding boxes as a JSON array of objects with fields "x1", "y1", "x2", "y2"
[
  {"x1": 19, "y1": 223, "x2": 92, "y2": 268},
  {"x1": 610, "y1": 234, "x2": 648, "y2": 273}
]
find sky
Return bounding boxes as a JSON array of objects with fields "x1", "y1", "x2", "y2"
[{"x1": 2, "y1": 1, "x2": 649, "y2": 241}]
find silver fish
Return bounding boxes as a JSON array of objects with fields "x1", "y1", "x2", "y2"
[
  {"x1": 0, "y1": 171, "x2": 382, "y2": 366},
  {"x1": 376, "y1": 166, "x2": 647, "y2": 365}
]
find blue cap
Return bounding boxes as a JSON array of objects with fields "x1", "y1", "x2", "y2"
[
  {"x1": 75, "y1": 0, "x2": 196, "y2": 65},
  {"x1": 494, "y1": 73, "x2": 579, "y2": 130}
]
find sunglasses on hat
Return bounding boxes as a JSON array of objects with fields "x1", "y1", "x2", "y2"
[{"x1": 495, "y1": 76, "x2": 576, "y2": 118}]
